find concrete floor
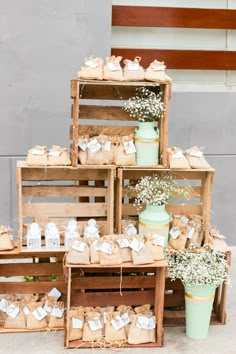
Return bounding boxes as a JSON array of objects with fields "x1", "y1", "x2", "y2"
[{"x1": 1, "y1": 248, "x2": 235, "y2": 354}]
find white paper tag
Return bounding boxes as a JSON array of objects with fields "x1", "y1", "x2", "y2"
[
  {"x1": 51, "y1": 307, "x2": 64, "y2": 318},
  {"x1": 127, "y1": 62, "x2": 139, "y2": 71},
  {"x1": 32, "y1": 149, "x2": 44, "y2": 155},
  {"x1": 0, "y1": 298, "x2": 7, "y2": 312},
  {"x1": 147, "y1": 317, "x2": 156, "y2": 330},
  {"x1": 172, "y1": 151, "x2": 184, "y2": 159},
  {"x1": 87, "y1": 139, "x2": 101, "y2": 153},
  {"x1": 78, "y1": 141, "x2": 87, "y2": 151},
  {"x1": 129, "y1": 238, "x2": 144, "y2": 252},
  {"x1": 32, "y1": 307, "x2": 48, "y2": 321},
  {"x1": 23, "y1": 305, "x2": 30, "y2": 316},
  {"x1": 72, "y1": 317, "x2": 83, "y2": 329},
  {"x1": 117, "y1": 238, "x2": 130, "y2": 249},
  {"x1": 190, "y1": 150, "x2": 203, "y2": 158},
  {"x1": 121, "y1": 312, "x2": 131, "y2": 326},
  {"x1": 72, "y1": 242, "x2": 86, "y2": 252},
  {"x1": 85, "y1": 60, "x2": 98, "y2": 69},
  {"x1": 152, "y1": 234, "x2": 165, "y2": 247},
  {"x1": 124, "y1": 141, "x2": 136, "y2": 154},
  {"x1": 187, "y1": 227, "x2": 195, "y2": 239},
  {"x1": 169, "y1": 227, "x2": 181, "y2": 239},
  {"x1": 126, "y1": 224, "x2": 137, "y2": 235},
  {"x1": 48, "y1": 150, "x2": 61, "y2": 157},
  {"x1": 180, "y1": 216, "x2": 189, "y2": 224},
  {"x1": 111, "y1": 315, "x2": 126, "y2": 331},
  {"x1": 103, "y1": 141, "x2": 111, "y2": 152},
  {"x1": 6, "y1": 304, "x2": 20, "y2": 319},
  {"x1": 48, "y1": 287, "x2": 61, "y2": 299},
  {"x1": 88, "y1": 317, "x2": 103, "y2": 331},
  {"x1": 100, "y1": 241, "x2": 114, "y2": 255},
  {"x1": 136, "y1": 316, "x2": 155, "y2": 330},
  {"x1": 107, "y1": 61, "x2": 121, "y2": 71},
  {"x1": 94, "y1": 240, "x2": 102, "y2": 251}
]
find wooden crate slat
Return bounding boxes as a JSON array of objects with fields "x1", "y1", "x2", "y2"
[
  {"x1": 74, "y1": 125, "x2": 136, "y2": 137},
  {"x1": 78, "y1": 105, "x2": 136, "y2": 121},
  {"x1": 0, "y1": 281, "x2": 66, "y2": 294},
  {"x1": 0, "y1": 263, "x2": 63, "y2": 277},
  {"x1": 122, "y1": 203, "x2": 202, "y2": 216},
  {"x1": 122, "y1": 186, "x2": 201, "y2": 199},
  {"x1": 22, "y1": 202, "x2": 107, "y2": 217},
  {"x1": 122, "y1": 169, "x2": 212, "y2": 180},
  {"x1": 112, "y1": 6, "x2": 236, "y2": 30},
  {"x1": 22, "y1": 185, "x2": 107, "y2": 198},
  {"x1": 164, "y1": 292, "x2": 185, "y2": 308}
]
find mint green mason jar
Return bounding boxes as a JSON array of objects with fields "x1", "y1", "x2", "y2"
[{"x1": 134, "y1": 122, "x2": 159, "y2": 166}]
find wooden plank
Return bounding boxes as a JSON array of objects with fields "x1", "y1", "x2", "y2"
[
  {"x1": 79, "y1": 105, "x2": 135, "y2": 121},
  {"x1": 122, "y1": 186, "x2": 201, "y2": 199},
  {"x1": 0, "y1": 263, "x2": 63, "y2": 277},
  {"x1": 112, "y1": 6, "x2": 236, "y2": 30},
  {"x1": 72, "y1": 275, "x2": 155, "y2": 289},
  {"x1": 165, "y1": 278, "x2": 183, "y2": 290},
  {"x1": 22, "y1": 202, "x2": 107, "y2": 217},
  {"x1": 122, "y1": 203, "x2": 202, "y2": 216},
  {"x1": 155, "y1": 267, "x2": 165, "y2": 346},
  {"x1": 122, "y1": 169, "x2": 207, "y2": 180},
  {"x1": 111, "y1": 48, "x2": 236, "y2": 70},
  {"x1": 22, "y1": 185, "x2": 107, "y2": 198},
  {"x1": 0, "y1": 281, "x2": 66, "y2": 294},
  {"x1": 74, "y1": 125, "x2": 136, "y2": 137},
  {"x1": 67, "y1": 340, "x2": 160, "y2": 349},
  {"x1": 164, "y1": 292, "x2": 185, "y2": 308}
]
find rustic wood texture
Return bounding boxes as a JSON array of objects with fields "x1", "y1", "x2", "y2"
[{"x1": 112, "y1": 6, "x2": 236, "y2": 29}]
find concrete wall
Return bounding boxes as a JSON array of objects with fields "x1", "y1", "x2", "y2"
[{"x1": 0, "y1": 0, "x2": 235, "y2": 245}]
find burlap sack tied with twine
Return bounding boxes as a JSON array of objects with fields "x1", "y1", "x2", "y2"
[
  {"x1": 87, "y1": 135, "x2": 113, "y2": 165},
  {"x1": 0, "y1": 225, "x2": 14, "y2": 251},
  {"x1": 66, "y1": 239, "x2": 90, "y2": 265},
  {"x1": 116, "y1": 305, "x2": 135, "y2": 338},
  {"x1": 185, "y1": 146, "x2": 211, "y2": 169},
  {"x1": 26, "y1": 146, "x2": 48, "y2": 166},
  {"x1": 26, "y1": 301, "x2": 47, "y2": 329},
  {"x1": 82, "y1": 311, "x2": 103, "y2": 342},
  {"x1": 208, "y1": 227, "x2": 231, "y2": 253},
  {"x1": 123, "y1": 57, "x2": 145, "y2": 81},
  {"x1": 78, "y1": 135, "x2": 89, "y2": 165},
  {"x1": 77, "y1": 56, "x2": 103, "y2": 81},
  {"x1": 168, "y1": 147, "x2": 190, "y2": 169},
  {"x1": 131, "y1": 235, "x2": 154, "y2": 265},
  {"x1": 186, "y1": 215, "x2": 203, "y2": 247},
  {"x1": 99, "y1": 235, "x2": 122, "y2": 266},
  {"x1": 105, "y1": 311, "x2": 127, "y2": 342},
  {"x1": 116, "y1": 234, "x2": 132, "y2": 263},
  {"x1": 68, "y1": 307, "x2": 84, "y2": 341},
  {"x1": 47, "y1": 301, "x2": 64, "y2": 329},
  {"x1": 128, "y1": 314, "x2": 156, "y2": 344},
  {"x1": 103, "y1": 56, "x2": 124, "y2": 81},
  {"x1": 168, "y1": 219, "x2": 188, "y2": 251},
  {"x1": 113, "y1": 135, "x2": 136, "y2": 166},
  {"x1": 145, "y1": 233, "x2": 165, "y2": 261},
  {"x1": 145, "y1": 60, "x2": 172, "y2": 82},
  {"x1": 47, "y1": 145, "x2": 71, "y2": 166},
  {"x1": 4, "y1": 301, "x2": 26, "y2": 329}
]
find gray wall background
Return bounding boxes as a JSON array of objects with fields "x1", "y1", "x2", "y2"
[{"x1": 0, "y1": 1, "x2": 235, "y2": 244}]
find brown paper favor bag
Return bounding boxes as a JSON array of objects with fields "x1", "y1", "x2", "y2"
[
  {"x1": 145, "y1": 233, "x2": 165, "y2": 261},
  {"x1": 103, "y1": 56, "x2": 124, "y2": 81},
  {"x1": 168, "y1": 223, "x2": 188, "y2": 251},
  {"x1": 99, "y1": 238, "x2": 122, "y2": 266},
  {"x1": 114, "y1": 135, "x2": 136, "y2": 166},
  {"x1": 68, "y1": 307, "x2": 84, "y2": 341},
  {"x1": 87, "y1": 136, "x2": 111, "y2": 165},
  {"x1": 128, "y1": 314, "x2": 156, "y2": 344},
  {"x1": 0, "y1": 225, "x2": 14, "y2": 251},
  {"x1": 131, "y1": 236, "x2": 154, "y2": 265},
  {"x1": 47, "y1": 146, "x2": 71, "y2": 166},
  {"x1": 26, "y1": 146, "x2": 48, "y2": 166},
  {"x1": 82, "y1": 311, "x2": 103, "y2": 342},
  {"x1": 105, "y1": 311, "x2": 127, "y2": 342},
  {"x1": 145, "y1": 60, "x2": 172, "y2": 82},
  {"x1": 123, "y1": 57, "x2": 145, "y2": 81},
  {"x1": 116, "y1": 234, "x2": 132, "y2": 263},
  {"x1": 48, "y1": 301, "x2": 64, "y2": 329},
  {"x1": 4, "y1": 302, "x2": 26, "y2": 329},
  {"x1": 185, "y1": 146, "x2": 211, "y2": 169},
  {"x1": 66, "y1": 240, "x2": 90, "y2": 265},
  {"x1": 168, "y1": 147, "x2": 190, "y2": 169},
  {"x1": 26, "y1": 302, "x2": 47, "y2": 329},
  {"x1": 77, "y1": 57, "x2": 103, "y2": 81}
]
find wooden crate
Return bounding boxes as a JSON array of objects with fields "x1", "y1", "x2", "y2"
[
  {"x1": 0, "y1": 253, "x2": 65, "y2": 333},
  {"x1": 70, "y1": 79, "x2": 171, "y2": 167},
  {"x1": 17, "y1": 161, "x2": 116, "y2": 253},
  {"x1": 64, "y1": 261, "x2": 166, "y2": 348}
]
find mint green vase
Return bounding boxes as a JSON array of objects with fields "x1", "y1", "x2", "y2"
[
  {"x1": 134, "y1": 122, "x2": 159, "y2": 166},
  {"x1": 138, "y1": 204, "x2": 171, "y2": 247},
  {"x1": 184, "y1": 283, "x2": 216, "y2": 339}
]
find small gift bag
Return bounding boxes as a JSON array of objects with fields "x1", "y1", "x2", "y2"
[
  {"x1": 103, "y1": 56, "x2": 124, "y2": 81},
  {"x1": 186, "y1": 216, "x2": 203, "y2": 247},
  {"x1": 86, "y1": 136, "x2": 112, "y2": 165},
  {"x1": 185, "y1": 146, "x2": 211, "y2": 169},
  {"x1": 26, "y1": 301, "x2": 48, "y2": 329},
  {"x1": 168, "y1": 147, "x2": 190, "y2": 169},
  {"x1": 116, "y1": 306, "x2": 134, "y2": 338},
  {"x1": 116, "y1": 234, "x2": 132, "y2": 263},
  {"x1": 45, "y1": 222, "x2": 60, "y2": 250},
  {"x1": 26, "y1": 222, "x2": 41, "y2": 249},
  {"x1": 68, "y1": 307, "x2": 84, "y2": 341},
  {"x1": 66, "y1": 239, "x2": 90, "y2": 265},
  {"x1": 168, "y1": 221, "x2": 188, "y2": 251},
  {"x1": 145, "y1": 233, "x2": 165, "y2": 261},
  {"x1": 26, "y1": 146, "x2": 48, "y2": 166},
  {"x1": 84, "y1": 219, "x2": 100, "y2": 240},
  {"x1": 128, "y1": 314, "x2": 156, "y2": 344},
  {"x1": 82, "y1": 311, "x2": 103, "y2": 342},
  {"x1": 77, "y1": 56, "x2": 103, "y2": 81},
  {"x1": 98, "y1": 236, "x2": 122, "y2": 266},
  {"x1": 145, "y1": 60, "x2": 172, "y2": 82},
  {"x1": 48, "y1": 301, "x2": 64, "y2": 329},
  {"x1": 123, "y1": 57, "x2": 145, "y2": 81},
  {"x1": 78, "y1": 135, "x2": 89, "y2": 165},
  {"x1": 105, "y1": 311, "x2": 127, "y2": 342},
  {"x1": 113, "y1": 135, "x2": 136, "y2": 166},
  {"x1": 4, "y1": 301, "x2": 26, "y2": 329},
  {"x1": 130, "y1": 236, "x2": 154, "y2": 265},
  {"x1": 47, "y1": 145, "x2": 71, "y2": 166},
  {"x1": 64, "y1": 219, "x2": 80, "y2": 250},
  {"x1": 0, "y1": 225, "x2": 14, "y2": 251}
]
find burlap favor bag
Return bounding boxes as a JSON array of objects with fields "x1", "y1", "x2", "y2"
[
  {"x1": 168, "y1": 147, "x2": 190, "y2": 169},
  {"x1": 103, "y1": 56, "x2": 124, "y2": 81},
  {"x1": 87, "y1": 136, "x2": 112, "y2": 165},
  {"x1": 77, "y1": 57, "x2": 103, "y2": 80},
  {"x1": 99, "y1": 236, "x2": 122, "y2": 266},
  {"x1": 131, "y1": 236, "x2": 154, "y2": 265},
  {"x1": 4, "y1": 302, "x2": 26, "y2": 329},
  {"x1": 145, "y1": 233, "x2": 165, "y2": 261},
  {"x1": 113, "y1": 135, "x2": 136, "y2": 166},
  {"x1": 128, "y1": 314, "x2": 156, "y2": 344},
  {"x1": 66, "y1": 240, "x2": 90, "y2": 265},
  {"x1": 82, "y1": 311, "x2": 103, "y2": 342},
  {"x1": 123, "y1": 57, "x2": 145, "y2": 81},
  {"x1": 78, "y1": 136, "x2": 89, "y2": 165},
  {"x1": 116, "y1": 235, "x2": 132, "y2": 263},
  {"x1": 105, "y1": 311, "x2": 127, "y2": 342},
  {"x1": 168, "y1": 222, "x2": 188, "y2": 251},
  {"x1": 145, "y1": 60, "x2": 172, "y2": 82},
  {"x1": 47, "y1": 146, "x2": 71, "y2": 166},
  {"x1": 26, "y1": 302, "x2": 48, "y2": 329},
  {"x1": 116, "y1": 306, "x2": 134, "y2": 338},
  {"x1": 89, "y1": 239, "x2": 100, "y2": 264},
  {"x1": 48, "y1": 301, "x2": 64, "y2": 329},
  {"x1": 26, "y1": 146, "x2": 48, "y2": 166},
  {"x1": 186, "y1": 217, "x2": 203, "y2": 248},
  {"x1": 0, "y1": 225, "x2": 14, "y2": 251},
  {"x1": 134, "y1": 304, "x2": 152, "y2": 315},
  {"x1": 185, "y1": 146, "x2": 211, "y2": 169},
  {"x1": 68, "y1": 307, "x2": 84, "y2": 341}
]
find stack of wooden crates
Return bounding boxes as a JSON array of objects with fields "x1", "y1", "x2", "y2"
[{"x1": 0, "y1": 79, "x2": 229, "y2": 347}]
